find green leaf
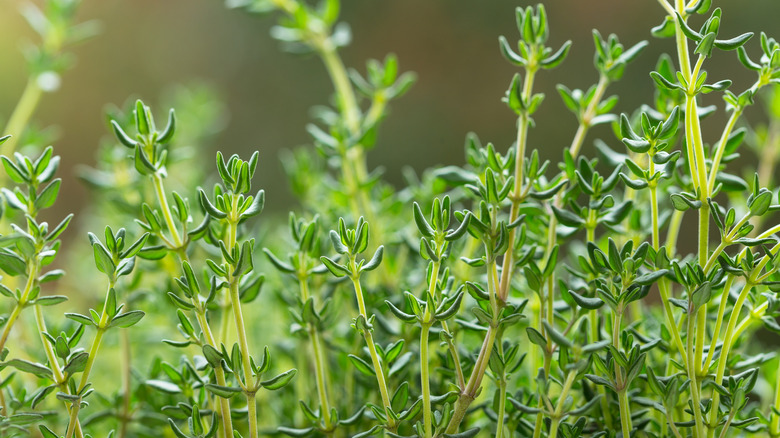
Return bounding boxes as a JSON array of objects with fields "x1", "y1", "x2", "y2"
[
  {"x1": 551, "y1": 206, "x2": 584, "y2": 227},
  {"x1": 92, "y1": 242, "x2": 115, "y2": 276},
  {"x1": 443, "y1": 427, "x2": 481, "y2": 438},
  {"x1": 413, "y1": 202, "x2": 434, "y2": 237},
  {"x1": 526, "y1": 327, "x2": 547, "y2": 347},
  {"x1": 110, "y1": 120, "x2": 137, "y2": 148},
  {"x1": 320, "y1": 256, "x2": 350, "y2": 278},
  {"x1": 158, "y1": 108, "x2": 177, "y2": 143},
  {"x1": 2, "y1": 156, "x2": 27, "y2": 184},
  {"x1": 198, "y1": 189, "x2": 227, "y2": 219},
  {"x1": 714, "y1": 32, "x2": 754, "y2": 51},
  {"x1": 0, "y1": 249, "x2": 27, "y2": 276},
  {"x1": 569, "y1": 291, "x2": 603, "y2": 309},
  {"x1": 65, "y1": 312, "x2": 95, "y2": 327},
  {"x1": 540, "y1": 41, "x2": 572, "y2": 69},
  {"x1": 261, "y1": 369, "x2": 297, "y2": 390},
  {"x1": 348, "y1": 354, "x2": 376, "y2": 376},
  {"x1": 34, "y1": 178, "x2": 61, "y2": 211},
  {"x1": 146, "y1": 379, "x2": 181, "y2": 394},
  {"x1": 542, "y1": 320, "x2": 572, "y2": 348},
  {"x1": 1, "y1": 358, "x2": 53, "y2": 377},
  {"x1": 205, "y1": 383, "x2": 242, "y2": 398},
  {"x1": 109, "y1": 310, "x2": 145, "y2": 328},
  {"x1": 361, "y1": 246, "x2": 384, "y2": 272}
]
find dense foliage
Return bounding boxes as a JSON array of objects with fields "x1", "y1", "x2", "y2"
[{"x1": 2, "y1": 0, "x2": 780, "y2": 437}]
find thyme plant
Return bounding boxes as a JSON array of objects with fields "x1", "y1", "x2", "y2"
[{"x1": 2, "y1": 0, "x2": 780, "y2": 437}]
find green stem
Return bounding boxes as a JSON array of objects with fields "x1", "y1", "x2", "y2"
[
  {"x1": 707, "y1": 107, "x2": 743, "y2": 193},
  {"x1": 708, "y1": 282, "x2": 752, "y2": 435},
  {"x1": 618, "y1": 390, "x2": 632, "y2": 438},
  {"x1": 665, "y1": 210, "x2": 685, "y2": 254},
  {"x1": 152, "y1": 175, "x2": 234, "y2": 438},
  {"x1": 666, "y1": 403, "x2": 684, "y2": 438},
  {"x1": 613, "y1": 311, "x2": 633, "y2": 437},
  {"x1": 33, "y1": 303, "x2": 84, "y2": 437},
  {"x1": 118, "y1": 328, "x2": 132, "y2": 438},
  {"x1": 548, "y1": 371, "x2": 577, "y2": 438},
  {"x1": 441, "y1": 320, "x2": 466, "y2": 391},
  {"x1": 445, "y1": 325, "x2": 498, "y2": 434},
  {"x1": 498, "y1": 68, "x2": 536, "y2": 301},
  {"x1": 772, "y1": 357, "x2": 780, "y2": 435},
  {"x1": 1, "y1": 78, "x2": 43, "y2": 155},
  {"x1": 228, "y1": 277, "x2": 258, "y2": 438},
  {"x1": 702, "y1": 275, "x2": 734, "y2": 372},
  {"x1": 66, "y1": 282, "x2": 115, "y2": 438},
  {"x1": 569, "y1": 74, "x2": 609, "y2": 158},
  {"x1": 224, "y1": 207, "x2": 258, "y2": 438},
  {"x1": 0, "y1": 259, "x2": 38, "y2": 352},
  {"x1": 495, "y1": 376, "x2": 507, "y2": 438},
  {"x1": 300, "y1": 276, "x2": 333, "y2": 430},
  {"x1": 421, "y1": 323, "x2": 433, "y2": 438},
  {"x1": 194, "y1": 310, "x2": 235, "y2": 438},
  {"x1": 152, "y1": 173, "x2": 184, "y2": 249},
  {"x1": 349, "y1": 276, "x2": 395, "y2": 429},
  {"x1": 687, "y1": 303, "x2": 705, "y2": 438}
]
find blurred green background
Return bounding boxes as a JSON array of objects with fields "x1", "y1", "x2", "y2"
[{"x1": 2, "y1": 0, "x2": 780, "y2": 215}]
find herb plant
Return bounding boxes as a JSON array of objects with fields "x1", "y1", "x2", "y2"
[{"x1": 2, "y1": 0, "x2": 780, "y2": 437}]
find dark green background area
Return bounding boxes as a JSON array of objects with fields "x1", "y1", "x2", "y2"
[{"x1": 1, "y1": 0, "x2": 779, "y2": 214}]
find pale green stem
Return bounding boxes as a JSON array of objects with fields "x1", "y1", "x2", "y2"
[
  {"x1": 498, "y1": 68, "x2": 536, "y2": 301},
  {"x1": 707, "y1": 108, "x2": 744, "y2": 193},
  {"x1": 224, "y1": 206, "x2": 258, "y2": 438},
  {"x1": 548, "y1": 371, "x2": 577, "y2": 438},
  {"x1": 773, "y1": 356, "x2": 780, "y2": 435},
  {"x1": 1, "y1": 79, "x2": 43, "y2": 155},
  {"x1": 686, "y1": 305, "x2": 705, "y2": 438},
  {"x1": 708, "y1": 281, "x2": 753, "y2": 436},
  {"x1": 349, "y1": 275, "x2": 395, "y2": 429},
  {"x1": 445, "y1": 325, "x2": 498, "y2": 434},
  {"x1": 34, "y1": 302, "x2": 84, "y2": 437},
  {"x1": 118, "y1": 328, "x2": 132, "y2": 438},
  {"x1": 613, "y1": 310, "x2": 633, "y2": 437},
  {"x1": 665, "y1": 210, "x2": 685, "y2": 254},
  {"x1": 702, "y1": 275, "x2": 735, "y2": 373},
  {"x1": 569, "y1": 75, "x2": 610, "y2": 158},
  {"x1": 495, "y1": 376, "x2": 507, "y2": 438},
  {"x1": 656, "y1": 0, "x2": 676, "y2": 15},
  {"x1": 151, "y1": 174, "x2": 233, "y2": 437},
  {"x1": 421, "y1": 323, "x2": 433, "y2": 438},
  {"x1": 300, "y1": 275, "x2": 333, "y2": 430},
  {"x1": 152, "y1": 173, "x2": 183, "y2": 248},
  {"x1": 709, "y1": 242, "x2": 780, "y2": 435},
  {"x1": 66, "y1": 281, "x2": 116, "y2": 438}
]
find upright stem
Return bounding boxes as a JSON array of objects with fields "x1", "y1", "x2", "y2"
[
  {"x1": 707, "y1": 108, "x2": 743, "y2": 193},
  {"x1": 300, "y1": 276, "x2": 333, "y2": 430},
  {"x1": 118, "y1": 329, "x2": 132, "y2": 438},
  {"x1": 498, "y1": 69, "x2": 536, "y2": 301},
  {"x1": 1, "y1": 79, "x2": 43, "y2": 155},
  {"x1": 421, "y1": 323, "x2": 433, "y2": 438},
  {"x1": 228, "y1": 277, "x2": 258, "y2": 438},
  {"x1": 151, "y1": 175, "x2": 234, "y2": 437},
  {"x1": 613, "y1": 311, "x2": 633, "y2": 437},
  {"x1": 548, "y1": 371, "x2": 577, "y2": 438},
  {"x1": 0, "y1": 260, "x2": 39, "y2": 352},
  {"x1": 225, "y1": 210, "x2": 258, "y2": 438},
  {"x1": 772, "y1": 357, "x2": 780, "y2": 435},
  {"x1": 33, "y1": 303, "x2": 84, "y2": 436},
  {"x1": 66, "y1": 282, "x2": 115, "y2": 438},
  {"x1": 687, "y1": 304, "x2": 706, "y2": 438},
  {"x1": 569, "y1": 75, "x2": 610, "y2": 158},
  {"x1": 349, "y1": 275, "x2": 395, "y2": 429},
  {"x1": 152, "y1": 173, "x2": 183, "y2": 248}
]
